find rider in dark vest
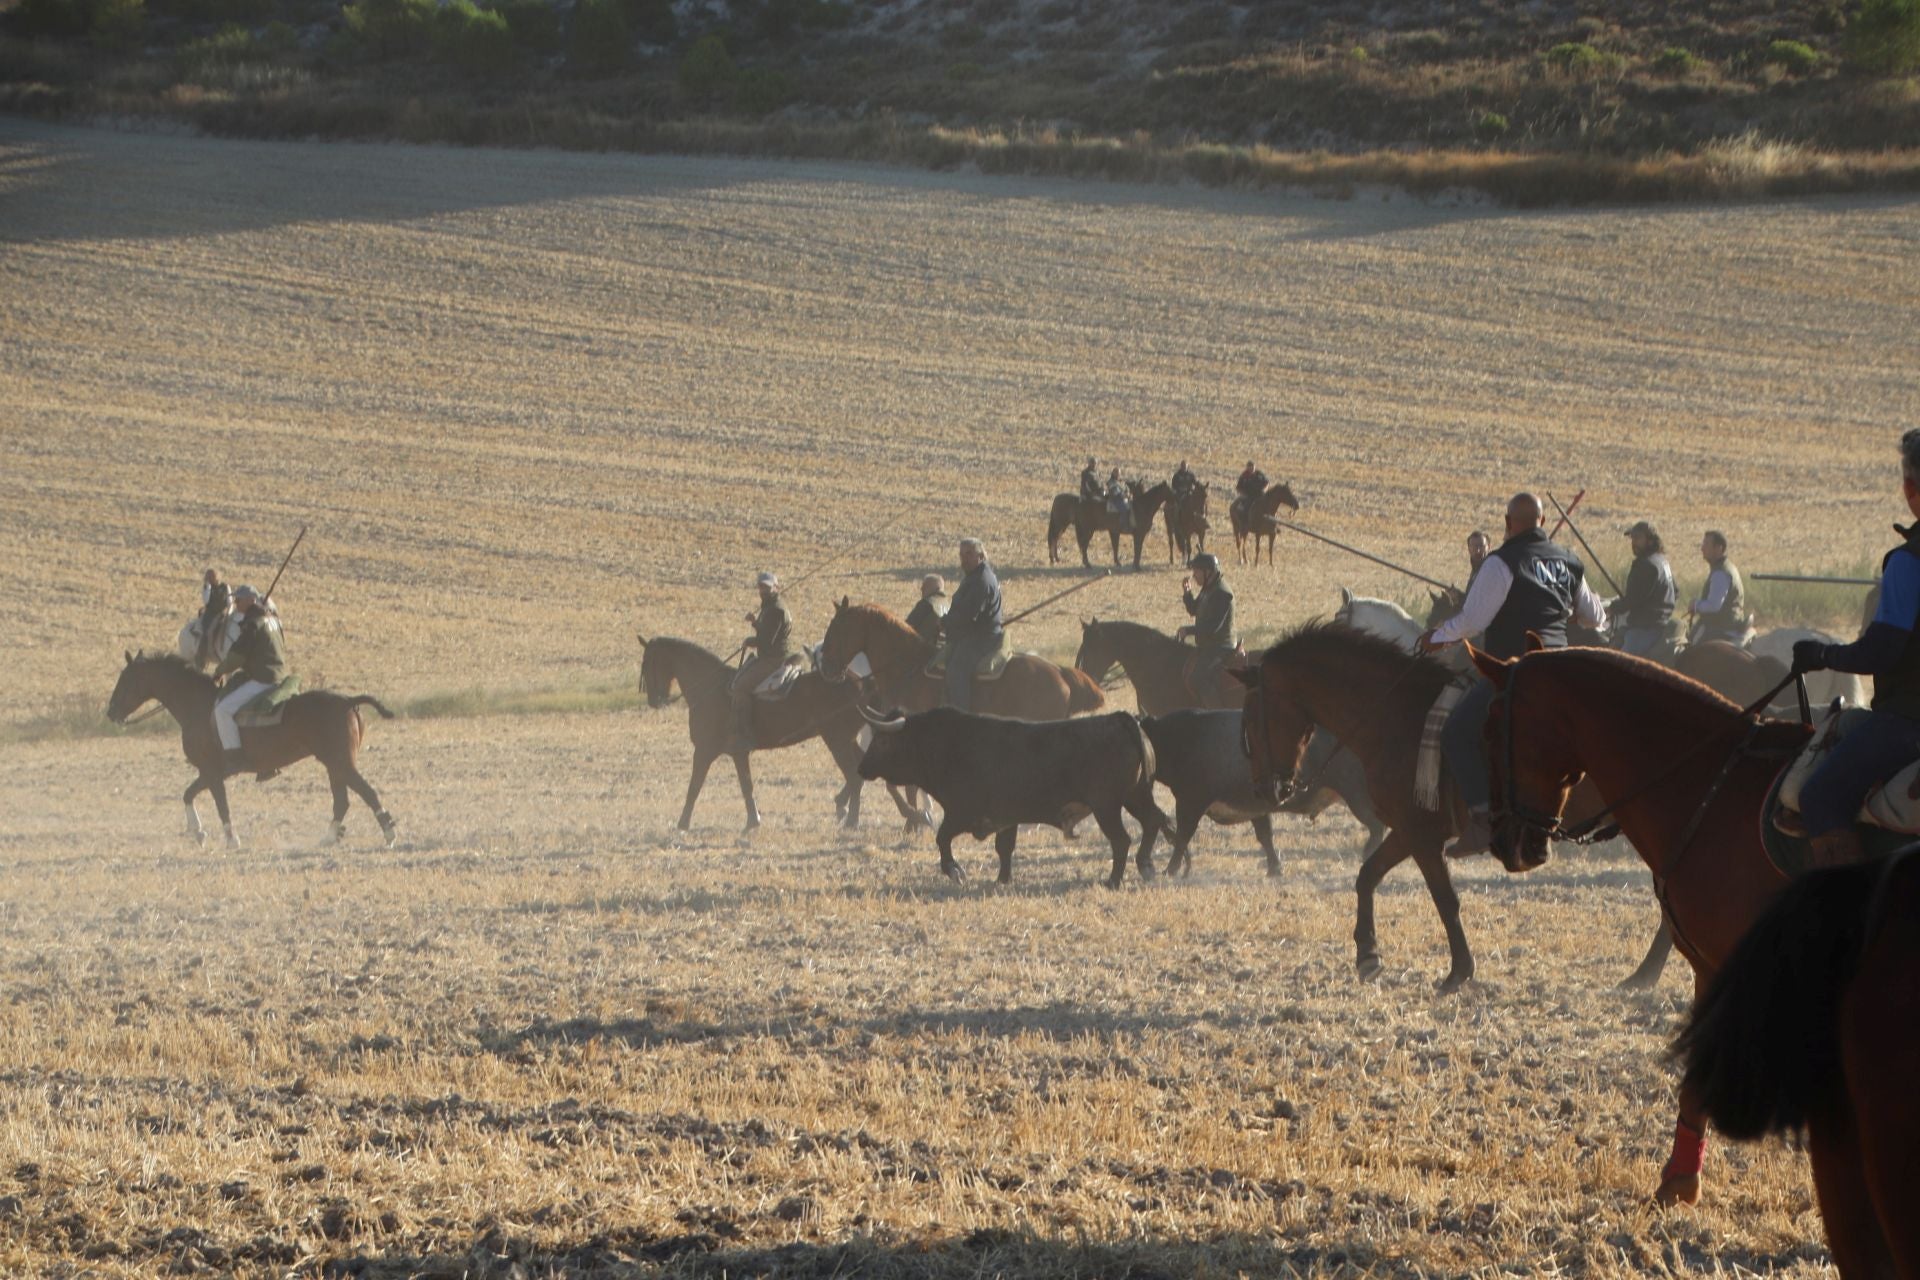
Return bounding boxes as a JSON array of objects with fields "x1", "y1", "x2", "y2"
[
  {"x1": 1079, "y1": 458, "x2": 1101, "y2": 503},
  {"x1": 730, "y1": 572, "x2": 794, "y2": 755},
  {"x1": 906, "y1": 574, "x2": 946, "y2": 645},
  {"x1": 1792, "y1": 429, "x2": 1920, "y2": 867},
  {"x1": 943, "y1": 538, "x2": 1004, "y2": 712},
  {"x1": 1688, "y1": 530, "x2": 1748, "y2": 644},
  {"x1": 1420, "y1": 493, "x2": 1608, "y2": 855},
  {"x1": 1171, "y1": 460, "x2": 1196, "y2": 504},
  {"x1": 1177, "y1": 553, "x2": 1235, "y2": 700},
  {"x1": 1618, "y1": 521, "x2": 1677, "y2": 658}
]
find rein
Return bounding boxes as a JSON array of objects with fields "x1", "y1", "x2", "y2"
[{"x1": 1246, "y1": 645, "x2": 1431, "y2": 801}]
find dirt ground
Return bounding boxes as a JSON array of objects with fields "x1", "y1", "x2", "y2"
[{"x1": 2, "y1": 119, "x2": 1917, "y2": 1276}]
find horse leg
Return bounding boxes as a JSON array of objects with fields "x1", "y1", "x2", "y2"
[
  {"x1": 341, "y1": 767, "x2": 397, "y2": 846},
  {"x1": 183, "y1": 776, "x2": 209, "y2": 845},
  {"x1": 1094, "y1": 806, "x2": 1132, "y2": 889},
  {"x1": 994, "y1": 826, "x2": 1017, "y2": 885},
  {"x1": 1804, "y1": 1113, "x2": 1896, "y2": 1277},
  {"x1": 1353, "y1": 829, "x2": 1413, "y2": 981},
  {"x1": 677, "y1": 748, "x2": 718, "y2": 831},
  {"x1": 1252, "y1": 813, "x2": 1279, "y2": 877},
  {"x1": 1169, "y1": 797, "x2": 1206, "y2": 876},
  {"x1": 323, "y1": 770, "x2": 349, "y2": 845},
  {"x1": 1844, "y1": 897, "x2": 1920, "y2": 1276},
  {"x1": 1619, "y1": 919, "x2": 1673, "y2": 991},
  {"x1": 1657, "y1": 971, "x2": 1713, "y2": 1205},
  {"x1": 210, "y1": 779, "x2": 238, "y2": 850},
  {"x1": 1410, "y1": 843, "x2": 1474, "y2": 993},
  {"x1": 935, "y1": 815, "x2": 967, "y2": 882},
  {"x1": 1124, "y1": 792, "x2": 1166, "y2": 881},
  {"x1": 733, "y1": 752, "x2": 761, "y2": 832}
]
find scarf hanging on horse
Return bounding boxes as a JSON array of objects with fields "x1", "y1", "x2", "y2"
[{"x1": 1417, "y1": 678, "x2": 1471, "y2": 811}]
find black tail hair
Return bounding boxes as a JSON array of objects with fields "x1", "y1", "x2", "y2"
[
  {"x1": 347, "y1": 694, "x2": 397, "y2": 720},
  {"x1": 1672, "y1": 860, "x2": 1879, "y2": 1139}
]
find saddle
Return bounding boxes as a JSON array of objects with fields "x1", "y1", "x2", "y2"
[
  {"x1": 752, "y1": 654, "x2": 806, "y2": 701},
  {"x1": 925, "y1": 645, "x2": 1013, "y2": 681},
  {"x1": 1775, "y1": 704, "x2": 1920, "y2": 835},
  {"x1": 1416, "y1": 678, "x2": 1472, "y2": 811},
  {"x1": 232, "y1": 676, "x2": 303, "y2": 728},
  {"x1": 1181, "y1": 645, "x2": 1245, "y2": 705}
]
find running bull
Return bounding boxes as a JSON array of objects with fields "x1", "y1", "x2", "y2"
[{"x1": 856, "y1": 706, "x2": 1167, "y2": 888}]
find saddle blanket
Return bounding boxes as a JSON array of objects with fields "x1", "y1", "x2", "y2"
[
  {"x1": 925, "y1": 646, "x2": 1014, "y2": 681},
  {"x1": 1778, "y1": 704, "x2": 1920, "y2": 834},
  {"x1": 233, "y1": 676, "x2": 303, "y2": 728},
  {"x1": 752, "y1": 655, "x2": 806, "y2": 701},
  {"x1": 1415, "y1": 678, "x2": 1469, "y2": 812}
]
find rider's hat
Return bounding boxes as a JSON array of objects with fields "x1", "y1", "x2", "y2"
[
  {"x1": 920, "y1": 574, "x2": 946, "y2": 598},
  {"x1": 756, "y1": 571, "x2": 780, "y2": 590},
  {"x1": 1189, "y1": 553, "x2": 1220, "y2": 575},
  {"x1": 232, "y1": 583, "x2": 261, "y2": 603}
]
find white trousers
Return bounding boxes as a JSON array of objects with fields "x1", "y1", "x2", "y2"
[{"x1": 214, "y1": 679, "x2": 271, "y2": 750}]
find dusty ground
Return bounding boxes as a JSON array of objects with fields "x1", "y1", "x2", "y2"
[{"x1": 2, "y1": 119, "x2": 1917, "y2": 1276}]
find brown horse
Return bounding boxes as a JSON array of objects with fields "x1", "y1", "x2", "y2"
[
  {"x1": 819, "y1": 600, "x2": 1104, "y2": 720},
  {"x1": 638, "y1": 635, "x2": 892, "y2": 833},
  {"x1": 1046, "y1": 482, "x2": 1169, "y2": 569},
  {"x1": 106, "y1": 650, "x2": 398, "y2": 848},
  {"x1": 1236, "y1": 622, "x2": 1481, "y2": 992},
  {"x1": 1167, "y1": 481, "x2": 1210, "y2": 564},
  {"x1": 1074, "y1": 618, "x2": 1242, "y2": 714},
  {"x1": 1469, "y1": 642, "x2": 1812, "y2": 1206},
  {"x1": 1677, "y1": 848, "x2": 1920, "y2": 1278},
  {"x1": 1671, "y1": 640, "x2": 1796, "y2": 713},
  {"x1": 1229, "y1": 482, "x2": 1301, "y2": 566}
]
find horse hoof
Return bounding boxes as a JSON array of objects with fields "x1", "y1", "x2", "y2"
[
  {"x1": 1103, "y1": 876, "x2": 1122, "y2": 890},
  {"x1": 1654, "y1": 1173, "x2": 1701, "y2": 1207},
  {"x1": 1356, "y1": 956, "x2": 1384, "y2": 982},
  {"x1": 1437, "y1": 972, "x2": 1472, "y2": 995},
  {"x1": 1265, "y1": 864, "x2": 1283, "y2": 879},
  {"x1": 941, "y1": 862, "x2": 966, "y2": 883}
]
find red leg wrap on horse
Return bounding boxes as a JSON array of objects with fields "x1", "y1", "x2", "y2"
[{"x1": 1662, "y1": 1120, "x2": 1706, "y2": 1177}]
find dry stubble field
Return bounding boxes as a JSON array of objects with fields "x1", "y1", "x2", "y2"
[{"x1": 2, "y1": 119, "x2": 1919, "y2": 1277}]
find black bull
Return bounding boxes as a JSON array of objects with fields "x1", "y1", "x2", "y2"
[{"x1": 856, "y1": 707, "x2": 1168, "y2": 888}]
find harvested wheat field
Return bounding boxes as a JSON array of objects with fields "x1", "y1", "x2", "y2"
[{"x1": 2, "y1": 118, "x2": 1919, "y2": 1277}]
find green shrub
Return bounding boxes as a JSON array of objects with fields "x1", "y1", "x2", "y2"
[
  {"x1": 946, "y1": 59, "x2": 982, "y2": 81},
  {"x1": 566, "y1": 0, "x2": 630, "y2": 73},
  {"x1": 257, "y1": 19, "x2": 298, "y2": 55},
  {"x1": 621, "y1": 0, "x2": 675, "y2": 44},
  {"x1": 1544, "y1": 41, "x2": 1621, "y2": 75},
  {"x1": 755, "y1": 0, "x2": 851, "y2": 42},
  {"x1": 733, "y1": 64, "x2": 793, "y2": 113},
  {"x1": 343, "y1": 0, "x2": 435, "y2": 59},
  {"x1": 9, "y1": 0, "x2": 97, "y2": 41},
  {"x1": 1474, "y1": 109, "x2": 1509, "y2": 138},
  {"x1": 164, "y1": 0, "x2": 270, "y2": 24},
  {"x1": 1347, "y1": 44, "x2": 1367, "y2": 60},
  {"x1": 1765, "y1": 39, "x2": 1820, "y2": 74},
  {"x1": 1846, "y1": 0, "x2": 1920, "y2": 74},
  {"x1": 88, "y1": 0, "x2": 142, "y2": 49},
  {"x1": 678, "y1": 32, "x2": 735, "y2": 101},
  {"x1": 494, "y1": 0, "x2": 559, "y2": 54},
  {"x1": 1654, "y1": 46, "x2": 1702, "y2": 75},
  {"x1": 179, "y1": 20, "x2": 252, "y2": 68},
  {"x1": 433, "y1": 0, "x2": 515, "y2": 75}
]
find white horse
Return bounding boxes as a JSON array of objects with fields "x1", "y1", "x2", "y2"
[
  {"x1": 1751, "y1": 627, "x2": 1863, "y2": 711},
  {"x1": 1332, "y1": 587, "x2": 1471, "y2": 674}
]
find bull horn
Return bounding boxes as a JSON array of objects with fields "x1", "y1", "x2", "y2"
[
  {"x1": 636, "y1": 633, "x2": 649, "y2": 648},
  {"x1": 125, "y1": 649, "x2": 134, "y2": 665},
  {"x1": 857, "y1": 704, "x2": 907, "y2": 733}
]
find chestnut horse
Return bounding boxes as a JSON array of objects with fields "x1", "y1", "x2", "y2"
[
  {"x1": 1073, "y1": 618, "x2": 1242, "y2": 714},
  {"x1": 1677, "y1": 847, "x2": 1920, "y2": 1278},
  {"x1": 1235, "y1": 622, "x2": 1480, "y2": 992},
  {"x1": 1046, "y1": 481, "x2": 1169, "y2": 569},
  {"x1": 1229, "y1": 482, "x2": 1300, "y2": 566},
  {"x1": 818, "y1": 601, "x2": 1105, "y2": 720},
  {"x1": 638, "y1": 635, "x2": 896, "y2": 833},
  {"x1": 1468, "y1": 643, "x2": 1812, "y2": 1206},
  {"x1": 106, "y1": 650, "x2": 398, "y2": 848}
]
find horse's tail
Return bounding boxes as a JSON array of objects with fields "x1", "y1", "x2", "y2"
[
  {"x1": 1673, "y1": 858, "x2": 1883, "y2": 1139},
  {"x1": 1063, "y1": 664, "x2": 1107, "y2": 713},
  {"x1": 346, "y1": 694, "x2": 397, "y2": 721}
]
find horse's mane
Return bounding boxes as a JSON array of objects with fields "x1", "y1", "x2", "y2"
[
  {"x1": 1262, "y1": 619, "x2": 1449, "y2": 683},
  {"x1": 134, "y1": 650, "x2": 212, "y2": 680},
  {"x1": 1087, "y1": 618, "x2": 1180, "y2": 646},
  {"x1": 1525, "y1": 645, "x2": 1747, "y2": 715},
  {"x1": 842, "y1": 603, "x2": 917, "y2": 636},
  {"x1": 1338, "y1": 593, "x2": 1414, "y2": 623},
  {"x1": 1253, "y1": 483, "x2": 1298, "y2": 519},
  {"x1": 644, "y1": 636, "x2": 731, "y2": 677}
]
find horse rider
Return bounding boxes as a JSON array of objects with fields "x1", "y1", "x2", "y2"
[
  {"x1": 1792, "y1": 428, "x2": 1920, "y2": 868},
  {"x1": 1104, "y1": 467, "x2": 1131, "y2": 518},
  {"x1": 1617, "y1": 520, "x2": 1677, "y2": 658},
  {"x1": 1176, "y1": 552, "x2": 1235, "y2": 698},
  {"x1": 195, "y1": 568, "x2": 233, "y2": 665},
  {"x1": 211, "y1": 584, "x2": 289, "y2": 775},
  {"x1": 1419, "y1": 493, "x2": 1608, "y2": 856},
  {"x1": 1466, "y1": 531, "x2": 1490, "y2": 584},
  {"x1": 1688, "y1": 529, "x2": 1749, "y2": 645},
  {"x1": 730, "y1": 571, "x2": 793, "y2": 755},
  {"x1": 1233, "y1": 459, "x2": 1268, "y2": 524},
  {"x1": 1171, "y1": 459, "x2": 1197, "y2": 507},
  {"x1": 942, "y1": 538, "x2": 1003, "y2": 712},
  {"x1": 906, "y1": 574, "x2": 947, "y2": 646},
  {"x1": 1079, "y1": 457, "x2": 1102, "y2": 503}
]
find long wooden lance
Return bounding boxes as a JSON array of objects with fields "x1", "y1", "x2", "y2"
[
  {"x1": 1269, "y1": 519, "x2": 1459, "y2": 595},
  {"x1": 1546, "y1": 488, "x2": 1585, "y2": 541},
  {"x1": 1003, "y1": 571, "x2": 1110, "y2": 627},
  {"x1": 1751, "y1": 573, "x2": 1878, "y2": 586},
  {"x1": 260, "y1": 525, "x2": 307, "y2": 605},
  {"x1": 718, "y1": 512, "x2": 917, "y2": 666},
  {"x1": 1545, "y1": 491, "x2": 1622, "y2": 597}
]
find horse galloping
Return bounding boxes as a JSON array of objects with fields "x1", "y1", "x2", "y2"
[
  {"x1": 1230, "y1": 482, "x2": 1300, "y2": 566},
  {"x1": 107, "y1": 650, "x2": 397, "y2": 848}
]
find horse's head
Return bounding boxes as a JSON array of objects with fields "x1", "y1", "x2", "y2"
[
  {"x1": 1190, "y1": 482, "x2": 1208, "y2": 512},
  {"x1": 1271, "y1": 481, "x2": 1300, "y2": 515},
  {"x1": 1474, "y1": 642, "x2": 1580, "y2": 874},
  {"x1": 636, "y1": 634, "x2": 676, "y2": 709},
  {"x1": 1426, "y1": 587, "x2": 1465, "y2": 631},
  {"x1": 1074, "y1": 618, "x2": 1117, "y2": 682},
  {"x1": 818, "y1": 596, "x2": 866, "y2": 679},
  {"x1": 108, "y1": 649, "x2": 200, "y2": 723},
  {"x1": 1234, "y1": 659, "x2": 1314, "y2": 807}
]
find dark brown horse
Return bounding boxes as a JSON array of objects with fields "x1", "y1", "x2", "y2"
[
  {"x1": 1074, "y1": 618, "x2": 1242, "y2": 714},
  {"x1": 106, "y1": 650, "x2": 397, "y2": 848},
  {"x1": 1236, "y1": 622, "x2": 1480, "y2": 992},
  {"x1": 1046, "y1": 481, "x2": 1169, "y2": 569},
  {"x1": 819, "y1": 601, "x2": 1105, "y2": 720},
  {"x1": 1229, "y1": 482, "x2": 1301, "y2": 566},
  {"x1": 638, "y1": 635, "x2": 889, "y2": 833},
  {"x1": 1671, "y1": 640, "x2": 1796, "y2": 713},
  {"x1": 1167, "y1": 481, "x2": 1210, "y2": 564},
  {"x1": 1677, "y1": 848, "x2": 1920, "y2": 1278},
  {"x1": 1469, "y1": 642, "x2": 1812, "y2": 1206}
]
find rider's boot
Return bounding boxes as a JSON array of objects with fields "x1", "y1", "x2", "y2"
[
  {"x1": 221, "y1": 747, "x2": 248, "y2": 777},
  {"x1": 1444, "y1": 807, "x2": 1492, "y2": 858},
  {"x1": 1808, "y1": 825, "x2": 1864, "y2": 870}
]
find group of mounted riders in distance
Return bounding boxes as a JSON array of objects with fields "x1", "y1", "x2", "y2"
[
  {"x1": 1047, "y1": 455, "x2": 1301, "y2": 569},
  {"x1": 97, "y1": 431, "x2": 1920, "y2": 1278}
]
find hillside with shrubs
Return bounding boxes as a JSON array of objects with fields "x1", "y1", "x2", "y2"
[{"x1": 3, "y1": 0, "x2": 1918, "y2": 201}]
